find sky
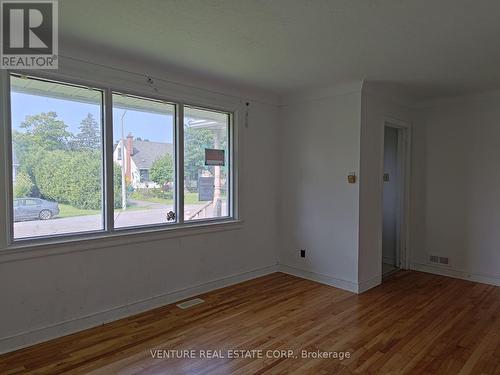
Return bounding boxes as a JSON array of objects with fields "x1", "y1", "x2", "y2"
[{"x1": 11, "y1": 92, "x2": 175, "y2": 144}]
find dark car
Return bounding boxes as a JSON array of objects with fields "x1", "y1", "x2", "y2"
[{"x1": 14, "y1": 198, "x2": 60, "y2": 222}]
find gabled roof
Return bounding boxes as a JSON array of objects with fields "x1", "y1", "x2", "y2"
[{"x1": 130, "y1": 140, "x2": 173, "y2": 170}]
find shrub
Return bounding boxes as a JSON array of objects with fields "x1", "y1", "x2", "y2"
[
  {"x1": 150, "y1": 154, "x2": 174, "y2": 185},
  {"x1": 113, "y1": 163, "x2": 125, "y2": 209},
  {"x1": 33, "y1": 150, "x2": 102, "y2": 209},
  {"x1": 13, "y1": 171, "x2": 34, "y2": 198}
]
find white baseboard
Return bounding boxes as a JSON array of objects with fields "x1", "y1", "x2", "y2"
[
  {"x1": 410, "y1": 262, "x2": 500, "y2": 287},
  {"x1": 0, "y1": 264, "x2": 278, "y2": 355},
  {"x1": 277, "y1": 264, "x2": 361, "y2": 293},
  {"x1": 382, "y1": 256, "x2": 395, "y2": 265},
  {"x1": 358, "y1": 274, "x2": 382, "y2": 293}
]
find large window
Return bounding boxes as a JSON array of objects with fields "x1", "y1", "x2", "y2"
[
  {"x1": 112, "y1": 93, "x2": 176, "y2": 229},
  {"x1": 184, "y1": 106, "x2": 230, "y2": 221},
  {"x1": 6, "y1": 74, "x2": 234, "y2": 243},
  {"x1": 10, "y1": 75, "x2": 104, "y2": 239}
]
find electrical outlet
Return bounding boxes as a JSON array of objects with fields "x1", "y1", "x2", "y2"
[{"x1": 300, "y1": 249, "x2": 306, "y2": 258}]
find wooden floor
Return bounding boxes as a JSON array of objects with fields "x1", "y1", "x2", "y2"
[{"x1": 1, "y1": 271, "x2": 500, "y2": 374}]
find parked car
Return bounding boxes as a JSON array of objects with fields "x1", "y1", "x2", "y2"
[{"x1": 13, "y1": 198, "x2": 60, "y2": 222}]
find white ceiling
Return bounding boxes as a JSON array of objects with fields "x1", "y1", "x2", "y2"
[{"x1": 60, "y1": 0, "x2": 500, "y2": 99}]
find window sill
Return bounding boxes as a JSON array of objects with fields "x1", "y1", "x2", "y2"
[{"x1": 0, "y1": 219, "x2": 243, "y2": 264}]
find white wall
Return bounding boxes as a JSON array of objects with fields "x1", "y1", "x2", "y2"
[
  {"x1": 410, "y1": 91, "x2": 500, "y2": 285},
  {"x1": 276, "y1": 83, "x2": 416, "y2": 293},
  {"x1": 358, "y1": 86, "x2": 415, "y2": 290},
  {"x1": 277, "y1": 84, "x2": 363, "y2": 292},
  {"x1": 4, "y1": 52, "x2": 500, "y2": 355},
  {"x1": 0, "y1": 53, "x2": 280, "y2": 353}
]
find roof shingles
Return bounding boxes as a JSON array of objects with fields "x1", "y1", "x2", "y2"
[{"x1": 130, "y1": 140, "x2": 173, "y2": 170}]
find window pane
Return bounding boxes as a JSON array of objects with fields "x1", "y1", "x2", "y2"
[
  {"x1": 10, "y1": 75, "x2": 104, "y2": 239},
  {"x1": 112, "y1": 93, "x2": 176, "y2": 228},
  {"x1": 184, "y1": 107, "x2": 230, "y2": 221}
]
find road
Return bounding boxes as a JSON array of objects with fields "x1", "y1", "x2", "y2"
[{"x1": 14, "y1": 202, "x2": 227, "y2": 239}]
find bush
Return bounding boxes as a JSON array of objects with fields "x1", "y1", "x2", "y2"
[
  {"x1": 113, "y1": 163, "x2": 125, "y2": 209},
  {"x1": 150, "y1": 154, "x2": 174, "y2": 185},
  {"x1": 31, "y1": 149, "x2": 124, "y2": 210},
  {"x1": 33, "y1": 150, "x2": 102, "y2": 209},
  {"x1": 131, "y1": 188, "x2": 173, "y2": 201},
  {"x1": 13, "y1": 171, "x2": 34, "y2": 198}
]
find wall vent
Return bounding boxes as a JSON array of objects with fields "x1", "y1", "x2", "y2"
[
  {"x1": 438, "y1": 257, "x2": 450, "y2": 265},
  {"x1": 176, "y1": 298, "x2": 205, "y2": 309},
  {"x1": 429, "y1": 254, "x2": 450, "y2": 266},
  {"x1": 429, "y1": 255, "x2": 439, "y2": 264}
]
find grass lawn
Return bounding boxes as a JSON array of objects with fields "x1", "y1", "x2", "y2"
[
  {"x1": 58, "y1": 204, "x2": 100, "y2": 218},
  {"x1": 59, "y1": 203, "x2": 153, "y2": 218},
  {"x1": 138, "y1": 192, "x2": 202, "y2": 205}
]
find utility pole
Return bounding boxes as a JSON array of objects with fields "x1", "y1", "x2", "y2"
[{"x1": 120, "y1": 110, "x2": 128, "y2": 210}]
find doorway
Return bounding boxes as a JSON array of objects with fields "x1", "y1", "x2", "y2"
[{"x1": 382, "y1": 122, "x2": 410, "y2": 278}]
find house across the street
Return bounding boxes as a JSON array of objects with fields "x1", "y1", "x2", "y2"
[{"x1": 113, "y1": 134, "x2": 173, "y2": 188}]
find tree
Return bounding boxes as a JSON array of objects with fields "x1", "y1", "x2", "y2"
[
  {"x1": 13, "y1": 171, "x2": 34, "y2": 198},
  {"x1": 19, "y1": 112, "x2": 70, "y2": 151},
  {"x1": 184, "y1": 127, "x2": 214, "y2": 183},
  {"x1": 13, "y1": 111, "x2": 126, "y2": 210},
  {"x1": 183, "y1": 126, "x2": 228, "y2": 190},
  {"x1": 73, "y1": 113, "x2": 101, "y2": 150},
  {"x1": 150, "y1": 154, "x2": 174, "y2": 186}
]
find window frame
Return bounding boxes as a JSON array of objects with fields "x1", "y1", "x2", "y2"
[
  {"x1": 2, "y1": 70, "x2": 238, "y2": 248},
  {"x1": 183, "y1": 104, "x2": 233, "y2": 223},
  {"x1": 110, "y1": 90, "x2": 179, "y2": 232}
]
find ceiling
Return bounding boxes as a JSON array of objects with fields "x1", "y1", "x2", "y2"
[{"x1": 59, "y1": 0, "x2": 500, "y2": 100}]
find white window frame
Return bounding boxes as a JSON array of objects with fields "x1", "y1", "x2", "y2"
[{"x1": 1, "y1": 69, "x2": 239, "y2": 250}]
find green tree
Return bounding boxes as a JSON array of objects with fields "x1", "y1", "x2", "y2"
[
  {"x1": 19, "y1": 112, "x2": 70, "y2": 151},
  {"x1": 12, "y1": 110, "x2": 128, "y2": 210},
  {"x1": 184, "y1": 127, "x2": 214, "y2": 182},
  {"x1": 13, "y1": 171, "x2": 34, "y2": 198},
  {"x1": 12, "y1": 131, "x2": 41, "y2": 173},
  {"x1": 73, "y1": 113, "x2": 101, "y2": 150},
  {"x1": 150, "y1": 154, "x2": 174, "y2": 186},
  {"x1": 13, "y1": 112, "x2": 70, "y2": 186},
  {"x1": 183, "y1": 127, "x2": 228, "y2": 191}
]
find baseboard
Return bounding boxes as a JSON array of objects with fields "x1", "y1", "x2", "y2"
[
  {"x1": 0, "y1": 264, "x2": 278, "y2": 355},
  {"x1": 358, "y1": 274, "x2": 382, "y2": 293},
  {"x1": 382, "y1": 256, "x2": 395, "y2": 265},
  {"x1": 410, "y1": 262, "x2": 500, "y2": 287},
  {"x1": 277, "y1": 264, "x2": 360, "y2": 293}
]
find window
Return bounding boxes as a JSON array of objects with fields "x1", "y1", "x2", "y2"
[
  {"x1": 184, "y1": 107, "x2": 230, "y2": 221},
  {"x1": 10, "y1": 74, "x2": 104, "y2": 239},
  {"x1": 112, "y1": 93, "x2": 176, "y2": 229},
  {"x1": 6, "y1": 73, "x2": 234, "y2": 244},
  {"x1": 139, "y1": 169, "x2": 150, "y2": 183}
]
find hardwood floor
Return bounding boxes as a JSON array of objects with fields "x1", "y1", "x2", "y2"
[{"x1": 1, "y1": 271, "x2": 500, "y2": 374}]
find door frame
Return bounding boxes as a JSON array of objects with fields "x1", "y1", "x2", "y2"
[{"x1": 382, "y1": 118, "x2": 412, "y2": 271}]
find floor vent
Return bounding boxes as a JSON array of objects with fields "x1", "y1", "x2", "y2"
[
  {"x1": 429, "y1": 254, "x2": 450, "y2": 266},
  {"x1": 176, "y1": 298, "x2": 205, "y2": 309}
]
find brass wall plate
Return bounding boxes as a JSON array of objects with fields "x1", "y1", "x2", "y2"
[{"x1": 348, "y1": 174, "x2": 356, "y2": 184}]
